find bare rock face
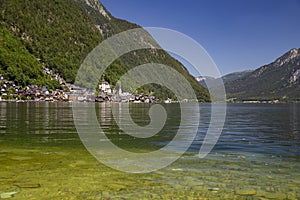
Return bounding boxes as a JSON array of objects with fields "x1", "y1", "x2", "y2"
[{"x1": 82, "y1": 0, "x2": 112, "y2": 20}]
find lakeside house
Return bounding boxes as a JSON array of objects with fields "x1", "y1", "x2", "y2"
[
  {"x1": 0, "y1": 73, "x2": 68, "y2": 102},
  {"x1": 99, "y1": 81, "x2": 112, "y2": 94},
  {"x1": 0, "y1": 73, "x2": 158, "y2": 103}
]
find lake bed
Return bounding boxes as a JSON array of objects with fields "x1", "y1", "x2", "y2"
[{"x1": 0, "y1": 102, "x2": 299, "y2": 199}]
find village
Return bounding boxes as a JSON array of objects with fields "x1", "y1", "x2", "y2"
[{"x1": 0, "y1": 68, "x2": 159, "y2": 103}]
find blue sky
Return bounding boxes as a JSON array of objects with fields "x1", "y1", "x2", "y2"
[{"x1": 101, "y1": 0, "x2": 300, "y2": 76}]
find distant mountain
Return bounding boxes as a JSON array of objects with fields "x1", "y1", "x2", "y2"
[
  {"x1": 225, "y1": 48, "x2": 300, "y2": 101},
  {"x1": 196, "y1": 76, "x2": 218, "y2": 88},
  {"x1": 0, "y1": 0, "x2": 209, "y2": 101},
  {"x1": 196, "y1": 70, "x2": 253, "y2": 88},
  {"x1": 222, "y1": 70, "x2": 254, "y2": 84}
]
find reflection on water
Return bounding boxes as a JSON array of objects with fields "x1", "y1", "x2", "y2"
[
  {"x1": 0, "y1": 102, "x2": 75, "y2": 134},
  {"x1": 290, "y1": 103, "x2": 300, "y2": 139},
  {"x1": 0, "y1": 102, "x2": 299, "y2": 199}
]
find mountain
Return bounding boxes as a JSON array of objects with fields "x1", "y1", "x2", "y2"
[
  {"x1": 196, "y1": 76, "x2": 217, "y2": 88},
  {"x1": 74, "y1": 0, "x2": 140, "y2": 38},
  {"x1": 0, "y1": 0, "x2": 103, "y2": 86},
  {"x1": 196, "y1": 70, "x2": 253, "y2": 88},
  {"x1": 222, "y1": 70, "x2": 254, "y2": 84},
  {"x1": 0, "y1": 0, "x2": 209, "y2": 101},
  {"x1": 225, "y1": 48, "x2": 300, "y2": 101},
  {"x1": 75, "y1": 0, "x2": 210, "y2": 101}
]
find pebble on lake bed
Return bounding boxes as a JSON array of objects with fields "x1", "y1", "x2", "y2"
[
  {"x1": 0, "y1": 192, "x2": 17, "y2": 199},
  {"x1": 171, "y1": 168, "x2": 183, "y2": 171},
  {"x1": 13, "y1": 183, "x2": 41, "y2": 188},
  {"x1": 235, "y1": 190, "x2": 257, "y2": 196},
  {"x1": 208, "y1": 188, "x2": 220, "y2": 192}
]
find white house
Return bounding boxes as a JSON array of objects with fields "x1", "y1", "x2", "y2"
[{"x1": 99, "y1": 81, "x2": 112, "y2": 94}]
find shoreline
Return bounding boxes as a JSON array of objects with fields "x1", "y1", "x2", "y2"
[{"x1": 0, "y1": 99, "x2": 299, "y2": 104}]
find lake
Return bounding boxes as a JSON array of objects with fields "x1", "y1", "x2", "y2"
[{"x1": 0, "y1": 102, "x2": 299, "y2": 199}]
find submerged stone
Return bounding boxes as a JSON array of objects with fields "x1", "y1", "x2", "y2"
[
  {"x1": 0, "y1": 192, "x2": 17, "y2": 199},
  {"x1": 10, "y1": 156, "x2": 33, "y2": 161},
  {"x1": 208, "y1": 188, "x2": 220, "y2": 192},
  {"x1": 235, "y1": 189, "x2": 257, "y2": 196},
  {"x1": 13, "y1": 183, "x2": 41, "y2": 188}
]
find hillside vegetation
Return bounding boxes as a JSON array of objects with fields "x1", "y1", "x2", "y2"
[{"x1": 0, "y1": 0, "x2": 209, "y2": 101}]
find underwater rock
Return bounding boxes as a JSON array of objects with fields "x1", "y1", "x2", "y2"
[
  {"x1": 13, "y1": 183, "x2": 41, "y2": 188},
  {"x1": 208, "y1": 188, "x2": 220, "y2": 192},
  {"x1": 287, "y1": 192, "x2": 297, "y2": 199},
  {"x1": 10, "y1": 156, "x2": 33, "y2": 161},
  {"x1": 265, "y1": 186, "x2": 276, "y2": 192},
  {"x1": 171, "y1": 168, "x2": 183, "y2": 171},
  {"x1": 0, "y1": 192, "x2": 17, "y2": 199},
  {"x1": 235, "y1": 189, "x2": 257, "y2": 196}
]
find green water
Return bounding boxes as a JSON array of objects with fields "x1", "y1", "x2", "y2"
[{"x1": 0, "y1": 102, "x2": 299, "y2": 199}]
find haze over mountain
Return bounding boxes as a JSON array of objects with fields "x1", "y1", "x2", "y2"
[{"x1": 0, "y1": 0, "x2": 209, "y2": 101}]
